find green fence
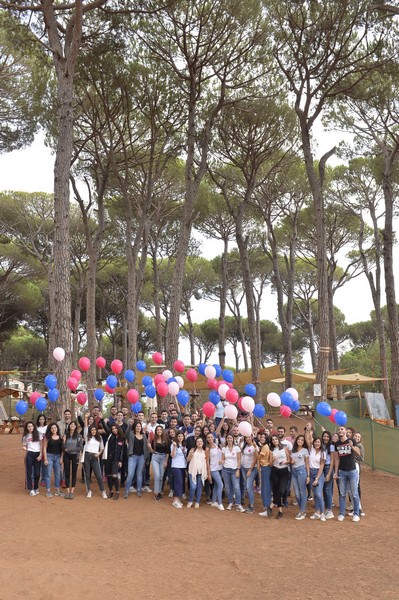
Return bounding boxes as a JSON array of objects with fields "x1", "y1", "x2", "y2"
[{"x1": 315, "y1": 412, "x2": 399, "y2": 476}]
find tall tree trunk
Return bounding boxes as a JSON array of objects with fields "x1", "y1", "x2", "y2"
[{"x1": 218, "y1": 238, "x2": 229, "y2": 368}]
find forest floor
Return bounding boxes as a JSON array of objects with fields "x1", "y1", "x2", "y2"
[{"x1": 0, "y1": 432, "x2": 397, "y2": 600}]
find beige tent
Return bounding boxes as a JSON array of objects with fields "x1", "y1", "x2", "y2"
[{"x1": 271, "y1": 372, "x2": 385, "y2": 385}]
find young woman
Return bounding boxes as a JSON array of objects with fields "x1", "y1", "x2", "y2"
[
  {"x1": 170, "y1": 431, "x2": 187, "y2": 508},
  {"x1": 308, "y1": 437, "x2": 326, "y2": 521},
  {"x1": 321, "y1": 430, "x2": 335, "y2": 519},
  {"x1": 162, "y1": 427, "x2": 176, "y2": 498},
  {"x1": 205, "y1": 432, "x2": 224, "y2": 510},
  {"x1": 290, "y1": 435, "x2": 310, "y2": 520},
  {"x1": 82, "y1": 423, "x2": 107, "y2": 498},
  {"x1": 240, "y1": 435, "x2": 258, "y2": 513},
  {"x1": 270, "y1": 434, "x2": 291, "y2": 519},
  {"x1": 150, "y1": 425, "x2": 169, "y2": 501},
  {"x1": 258, "y1": 434, "x2": 272, "y2": 517},
  {"x1": 22, "y1": 421, "x2": 42, "y2": 496},
  {"x1": 43, "y1": 422, "x2": 63, "y2": 498},
  {"x1": 103, "y1": 424, "x2": 125, "y2": 500},
  {"x1": 187, "y1": 437, "x2": 208, "y2": 508},
  {"x1": 36, "y1": 414, "x2": 47, "y2": 486},
  {"x1": 216, "y1": 419, "x2": 230, "y2": 448},
  {"x1": 353, "y1": 431, "x2": 365, "y2": 517},
  {"x1": 124, "y1": 421, "x2": 149, "y2": 499},
  {"x1": 63, "y1": 420, "x2": 83, "y2": 499},
  {"x1": 221, "y1": 433, "x2": 245, "y2": 512}
]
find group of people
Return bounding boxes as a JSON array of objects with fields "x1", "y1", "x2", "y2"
[{"x1": 22, "y1": 401, "x2": 365, "y2": 521}]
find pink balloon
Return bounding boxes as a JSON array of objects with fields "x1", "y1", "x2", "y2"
[
  {"x1": 280, "y1": 405, "x2": 292, "y2": 418},
  {"x1": 168, "y1": 381, "x2": 179, "y2": 396},
  {"x1": 225, "y1": 388, "x2": 239, "y2": 404},
  {"x1": 162, "y1": 369, "x2": 173, "y2": 381},
  {"x1": 30, "y1": 391, "x2": 41, "y2": 405},
  {"x1": 157, "y1": 381, "x2": 169, "y2": 397},
  {"x1": 127, "y1": 388, "x2": 139, "y2": 404},
  {"x1": 329, "y1": 408, "x2": 339, "y2": 423},
  {"x1": 204, "y1": 365, "x2": 216, "y2": 380},
  {"x1": 241, "y1": 396, "x2": 255, "y2": 413},
  {"x1": 105, "y1": 383, "x2": 114, "y2": 394},
  {"x1": 67, "y1": 377, "x2": 79, "y2": 391},
  {"x1": 78, "y1": 357, "x2": 91, "y2": 372},
  {"x1": 53, "y1": 347, "x2": 65, "y2": 362},
  {"x1": 224, "y1": 404, "x2": 238, "y2": 420},
  {"x1": 70, "y1": 369, "x2": 82, "y2": 381},
  {"x1": 219, "y1": 380, "x2": 233, "y2": 389},
  {"x1": 174, "y1": 360, "x2": 185, "y2": 373},
  {"x1": 207, "y1": 378, "x2": 219, "y2": 391},
  {"x1": 286, "y1": 387, "x2": 299, "y2": 401},
  {"x1": 152, "y1": 352, "x2": 163, "y2": 365},
  {"x1": 110, "y1": 359, "x2": 123, "y2": 374},
  {"x1": 218, "y1": 384, "x2": 229, "y2": 399},
  {"x1": 154, "y1": 374, "x2": 164, "y2": 386},
  {"x1": 202, "y1": 401, "x2": 216, "y2": 418},
  {"x1": 238, "y1": 421, "x2": 253, "y2": 437},
  {"x1": 186, "y1": 368, "x2": 198, "y2": 382},
  {"x1": 76, "y1": 392, "x2": 87, "y2": 406},
  {"x1": 237, "y1": 397, "x2": 244, "y2": 411},
  {"x1": 267, "y1": 392, "x2": 281, "y2": 408},
  {"x1": 175, "y1": 376, "x2": 184, "y2": 388},
  {"x1": 96, "y1": 356, "x2": 106, "y2": 368}
]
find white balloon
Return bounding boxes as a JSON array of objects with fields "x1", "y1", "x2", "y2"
[
  {"x1": 53, "y1": 347, "x2": 65, "y2": 362},
  {"x1": 175, "y1": 376, "x2": 184, "y2": 388},
  {"x1": 218, "y1": 384, "x2": 229, "y2": 399},
  {"x1": 162, "y1": 369, "x2": 173, "y2": 381},
  {"x1": 238, "y1": 421, "x2": 252, "y2": 437},
  {"x1": 286, "y1": 387, "x2": 299, "y2": 401},
  {"x1": 241, "y1": 396, "x2": 255, "y2": 413},
  {"x1": 224, "y1": 404, "x2": 238, "y2": 420},
  {"x1": 267, "y1": 392, "x2": 281, "y2": 408},
  {"x1": 204, "y1": 365, "x2": 216, "y2": 380},
  {"x1": 168, "y1": 381, "x2": 179, "y2": 396}
]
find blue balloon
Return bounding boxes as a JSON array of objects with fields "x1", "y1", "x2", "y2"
[
  {"x1": 281, "y1": 391, "x2": 294, "y2": 408},
  {"x1": 222, "y1": 369, "x2": 234, "y2": 383},
  {"x1": 142, "y1": 375, "x2": 153, "y2": 387},
  {"x1": 48, "y1": 388, "x2": 59, "y2": 403},
  {"x1": 44, "y1": 374, "x2": 57, "y2": 389},
  {"x1": 316, "y1": 401, "x2": 332, "y2": 417},
  {"x1": 198, "y1": 363, "x2": 207, "y2": 376},
  {"x1": 213, "y1": 364, "x2": 222, "y2": 378},
  {"x1": 106, "y1": 375, "x2": 117, "y2": 389},
  {"x1": 132, "y1": 401, "x2": 142, "y2": 414},
  {"x1": 253, "y1": 403, "x2": 266, "y2": 418},
  {"x1": 136, "y1": 360, "x2": 146, "y2": 372},
  {"x1": 209, "y1": 390, "x2": 221, "y2": 405},
  {"x1": 16, "y1": 400, "x2": 28, "y2": 415},
  {"x1": 36, "y1": 397, "x2": 47, "y2": 412},
  {"x1": 94, "y1": 388, "x2": 105, "y2": 401},
  {"x1": 244, "y1": 383, "x2": 256, "y2": 397},
  {"x1": 335, "y1": 410, "x2": 348, "y2": 426},
  {"x1": 124, "y1": 369, "x2": 135, "y2": 383},
  {"x1": 167, "y1": 377, "x2": 177, "y2": 384},
  {"x1": 292, "y1": 399, "x2": 300, "y2": 412},
  {"x1": 177, "y1": 389, "x2": 190, "y2": 406},
  {"x1": 145, "y1": 385, "x2": 156, "y2": 398}
]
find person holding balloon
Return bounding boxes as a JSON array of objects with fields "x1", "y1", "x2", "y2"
[
  {"x1": 22, "y1": 421, "x2": 42, "y2": 496},
  {"x1": 221, "y1": 433, "x2": 245, "y2": 512}
]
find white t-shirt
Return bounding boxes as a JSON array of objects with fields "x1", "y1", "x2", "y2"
[
  {"x1": 241, "y1": 445, "x2": 257, "y2": 469},
  {"x1": 222, "y1": 445, "x2": 241, "y2": 469},
  {"x1": 171, "y1": 444, "x2": 187, "y2": 468},
  {"x1": 37, "y1": 426, "x2": 47, "y2": 438},
  {"x1": 215, "y1": 402, "x2": 225, "y2": 418},
  {"x1": 23, "y1": 435, "x2": 41, "y2": 452},
  {"x1": 272, "y1": 447, "x2": 288, "y2": 469},
  {"x1": 85, "y1": 437, "x2": 103, "y2": 454},
  {"x1": 209, "y1": 446, "x2": 222, "y2": 472},
  {"x1": 281, "y1": 438, "x2": 293, "y2": 451},
  {"x1": 291, "y1": 448, "x2": 309, "y2": 468},
  {"x1": 309, "y1": 447, "x2": 326, "y2": 469}
]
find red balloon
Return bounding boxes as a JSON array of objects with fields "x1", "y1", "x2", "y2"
[
  {"x1": 76, "y1": 392, "x2": 87, "y2": 406},
  {"x1": 154, "y1": 374, "x2": 164, "y2": 386},
  {"x1": 70, "y1": 369, "x2": 82, "y2": 381},
  {"x1": 78, "y1": 357, "x2": 91, "y2": 372},
  {"x1": 111, "y1": 359, "x2": 123, "y2": 375},
  {"x1": 157, "y1": 381, "x2": 169, "y2": 398},
  {"x1": 237, "y1": 397, "x2": 244, "y2": 411},
  {"x1": 152, "y1": 352, "x2": 163, "y2": 365},
  {"x1": 329, "y1": 408, "x2": 339, "y2": 423},
  {"x1": 186, "y1": 368, "x2": 198, "y2": 382},
  {"x1": 226, "y1": 388, "x2": 239, "y2": 404},
  {"x1": 67, "y1": 377, "x2": 79, "y2": 391},
  {"x1": 218, "y1": 380, "x2": 233, "y2": 389},
  {"x1": 174, "y1": 360, "x2": 185, "y2": 373},
  {"x1": 280, "y1": 405, "x2": 292, "y2": 418},
  {"x1": 96, "y1": 356, "x2": 106, "y2": 368},
  {"x1": 207, "y1": 378, "x2": 219, "y2": 390},
  {"x1": 105, "y1": 383, "x2": 114, "y2": 394},
  {"x1": 202, "y1": 401, "x2": 216, "y2": 418},
  {"x1": 127, "y1": 388, "x2": 139, "y2": 404},
  {"x1": 30, "y1": 391, "x2": 40, "y2": 405}
]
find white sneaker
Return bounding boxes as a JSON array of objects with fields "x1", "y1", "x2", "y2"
[
  {"x1": 29, "y1": 490, "x2": 36, "y2": 497},
  {"x1": 325, "y1": 510, "x2": 334, "y2": 519},
  {"x1": 227, "y1": 503, "x2": 233, "y2": 510},
  {"x1": 348, "y1": 511, "x2": 354, "y2": 517},
  {"x1": 211, "y1": 502, "x2": 219, "y2": 508},
  {"x1": 295, "y1": 513, "x2": 306, "y2": 520},
  {"x1": 187, "y1": 502, "x2": 193, "y2": 508},
  {"x1": 182, "y1": 493, "x2": 187, "y2": 500},
  {"x1": 172, "y1": 501, "x2": 182, "y2": 509},
  {"x1": 352, "y1": 515, "x2": 360, "y2": 522},
  {"x1": 34, "y1": 490, "x2": 40, "y2": 495},
  {"x1": 129, "y1": 486, "x2": 136, "y2": 493},
  {"x1": 236, "y1": 505, "x2": 245, "y2": 513},
  {"x1": 86, "y1": 491, "x2": 92, "y2": 498},
  {"x1": 194, "y1": 502, "x2": 199, "y2": 509},
  {"x1": 310, "y1": 513, "x2": 321, "y2": 520},
  {"x1": 168, "y1": 490, "x2": 173, "y2": 498},
  {"x1": 218, "y1": 504, "x2": 225, "y2": 511},
  {"x1": 259, "y1": 510, "x2": 269, "y2": 517},
  {"x1": 338, "y1": 514, "x2": 345, "y2": 522},
  {"x1": 143, "y1": 486, "x2": 152, "y2": 492},
  {"x1": 360, "y1": 511, "x2": 366, "y2": 517},
  {"x1": 101, "y1": 491, "x2": 108, "y2": 499},
  {"x1": 320, "y1": 514, "x2": 326, "y2": 522}
]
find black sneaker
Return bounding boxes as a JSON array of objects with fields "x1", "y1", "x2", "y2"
[{"x1": 276, "y1": 511, "x2": 283, "y2": 519}]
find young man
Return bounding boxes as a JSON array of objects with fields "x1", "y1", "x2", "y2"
[
  {"x1": 157, "y1": 410, "x2": 169, "y2": 429},
  {"x1": 57, "y1": 409, "x2": 72, "y2": 437},
  {"x1": 146, "y1": 412, "x2": 159, "y2": 437},
  {"x1": 179, "y1": 414, "x2": 194, "y2": 437},
  {"x1": 334, "y1": 425, "x2": 361, "y2": 522},
  {"x1": 287, "y1": 425, "x2": 298, "y2": 445},
  {"x1": 106, "y1": 405, "x2": 118, "y2": 426}
]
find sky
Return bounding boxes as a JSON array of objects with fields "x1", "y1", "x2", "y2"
[{"x1": 0, "y1": 130, "x2": 395, "y2": 372}]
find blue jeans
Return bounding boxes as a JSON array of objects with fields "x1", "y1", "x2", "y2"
[
  {"x1": 125, "y1": 455, "x2": 145, "y2": 493},
  {"x1": 222, "y1": 467, "x2": 241, "y2": 505},
  {"x1": 260, "y1": 465, "x2": 272, "y2": 509},
  {"x1": 188, "y1": 473, "x2": 203, "y2": 503},
  {"x1": 152, "y1": 453, "x2": 166, "y2": 494},
  {"x1": 323, "y1": 465, "x2": 334, "y2": 511},
  {"x1": 309, "y1": 468, "x2": 325, "y2": 514},
  {"x1": 338, "y1": 469, "x2": 360, "y2": 516},
  {"x1": 211, "y1": 470, "x2": 223, "y2": 505},
  {"x1": 241, "y1": 466, "x2": 258, "y2": 506},
  {"x1": 171, "y1": 467, "x2": 185, "y2": 497},
  {"x1": 46, "y1": 453, "x2": 61, "y2": 489},
  {"x1": 292, "y1": 466, "x2": 308, "y2": 513}
]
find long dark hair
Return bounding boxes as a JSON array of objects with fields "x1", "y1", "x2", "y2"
[
  {"x1": 322, "y1": 430, "x2": 332, "y2": 455},
  {"x1": 293, "y1": 434, "x2": 308, "y2": 453},
  {"x1": 36, "y1": 414, "x2": 46, "y2": 427},
  {"x1": 23, "y1": 421, "x2": 39, "y2": 442},
  {"x1": 45, "y1": 422, "x2": 60, "y2": 439},
  {"x1": 88, "y1": 425, "x2": 101, "y2": 442},
  {"x1": 65, "y1": 421, "x2": 79, "y2": 440},
  {"x1": 152, "y1": 426, "x2": 167, "y2": 449},
  {"x1": 111, "y1": 424, "x2": 125, "y2": 442}
]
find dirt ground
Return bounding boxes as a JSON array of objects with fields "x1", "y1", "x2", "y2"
[{"x1": 0, "y1": 433, "x2": 397, "y2": 600}]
